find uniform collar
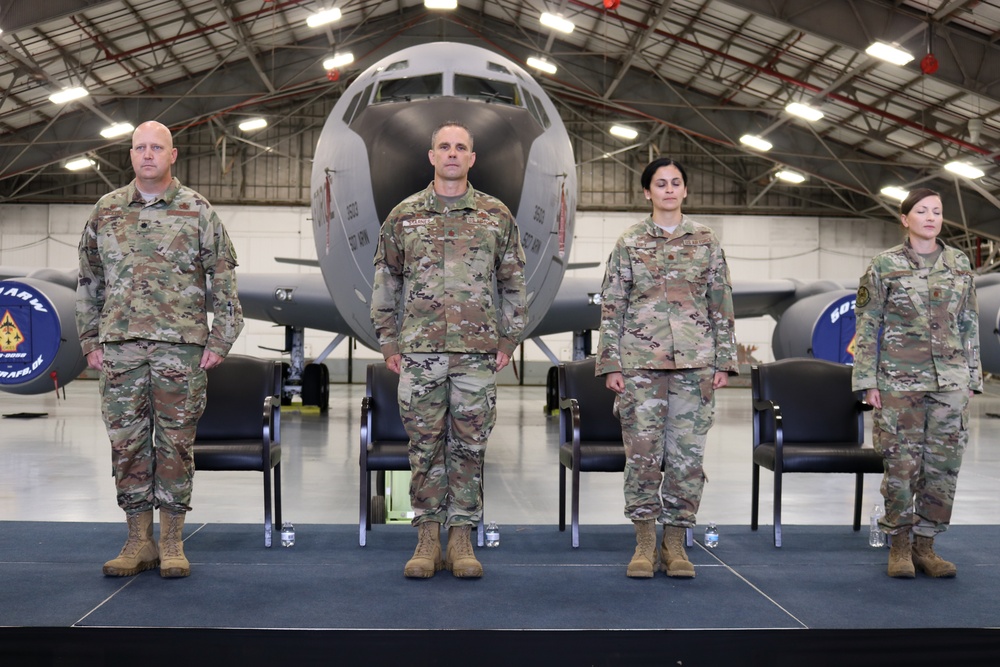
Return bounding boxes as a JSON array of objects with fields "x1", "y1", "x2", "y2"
[
  {"x1": 642, "y1": 213, "x2": 694, "y2": 238},
  {"x1": 127, "y1": 177, "x2": 181, "y2": 206},
  {"x1": 420, "y1": 181, "x2": 477, "y2": 213}
]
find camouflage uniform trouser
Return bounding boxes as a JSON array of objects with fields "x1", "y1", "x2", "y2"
[
  {"x1": 616, "y1": 367, "x2": 716, "y2": 527},
  {"x1": 873, "y1": 389, "x2": 969, "y2": 538},
  {"x1": 398, "y1": 353, "x2": 496, "y2": 528},
  {"x1": 100, "y1": 340, "x2": 207, "y2": 514}
]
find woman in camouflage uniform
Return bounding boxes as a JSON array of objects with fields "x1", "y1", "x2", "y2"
[
  {"x1": 596, "y1": 158, "x2": 738, "y2": 579},
  {"x1": 853, "y1": 187, "x2": 982, "y2": 579}
]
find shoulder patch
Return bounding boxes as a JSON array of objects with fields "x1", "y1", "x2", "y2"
[{"x1": 856, "y1": 285, "x2": 870, "y2": 308}]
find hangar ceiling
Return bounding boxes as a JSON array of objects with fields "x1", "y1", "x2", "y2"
[{"x1": 1, "y1": 0, "x2": 999, "y2": 264}]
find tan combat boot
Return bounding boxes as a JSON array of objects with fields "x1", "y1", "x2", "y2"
[
  {"x1": 887, "y1": 531, "x2": 915, "y2": 578},
  {"x1": 103, "y1": 510, "x2": 159, "y2": 576},
  {"x1": 626, "y1": 520, "x2": 657, "y2": 578},
  {"x1": 158, "y1": 509, "x2": 191, "y2": 578},
  {"x1": 912, "y1": 535, "x2": 957, "y2": 578},
  {"x1": 445, "y1": 525, "x2": 483, "y2": 578},
  {"x1": 404, "y1": 522, "x2": 443, "y2": 578},
  {"x1": 660, "y1": 525, "x2": 695, "y2": 578}
]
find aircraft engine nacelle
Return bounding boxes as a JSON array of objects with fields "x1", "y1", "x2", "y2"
[
  {"x1": 770, "y1": 290, "x2": 857, "y2": 364},
  {"x1": 0, "y1": 278, "x2": 86, "y2": 395}
]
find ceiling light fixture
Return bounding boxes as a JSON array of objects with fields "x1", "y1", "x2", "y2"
[
  {"x1": 424, "y1": 0, "x2": 457, "y2": 8},
  {"x1": 323, "y1": 52, "x2": 354, "y2": 69},
  {"x1": 526, "y1": 56, "x2": 557, "y2": 75},
  {"x1": 785, "y1": 102, "x2": 824, "y2": 122},
  {"x1": 49, "y1": 87, "x2": 89, "y2": 105},
  {"x1": 944, "y1": 161, "x2": 985, "y2": 179},
  {"x1": 307, "y1": 7, "x2": 342, "y2": 28},
  {"x1": 865, "y1": 42, "x2": 914, "y2": 67},
  {"x1": 775, "y1": 169, "x2": 806, "y2": 184},
  {"x1": 739, "y1": 134, "x2": 772, "y2": 151},
  {"x1": 238, "y1": 118, "x2": 268, "y2": 132},
  {"x1": 100, "y1": 122, "x2": 134, "y2": 139},
  {"x1": 609, "y1": 125, "x2": 638, "y2": 140},
  {"x1": 65, "y1": 157, "x2": 95, "y2": 171},
  {"x1": 880, "y1": 186, "x2": 909, "y2": 201},
  {"x1": 540, "y1": 12, "x2": 575, "y2": 34}
]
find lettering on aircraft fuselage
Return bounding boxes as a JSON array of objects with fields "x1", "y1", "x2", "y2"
[{"x1": 349, "y1": 229, "x2": 370, "y2": 252}]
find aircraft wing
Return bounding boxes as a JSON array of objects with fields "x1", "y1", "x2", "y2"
[{"x1": 236, "y1": 272, "x2": 352, "y2": 335}]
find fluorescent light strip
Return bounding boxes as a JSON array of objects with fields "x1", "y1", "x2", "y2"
[
  {"x1": 865, "y1": 42, "x2": 914, "y2": 66},
  {"x1": 609, "y1": 125, "x2": 638, "y2": 140},
  {"x1": 526, "y1": 56, "x2": 557, "y2": 75},
  {"x1": 880, "y1": 186, "x2": 909, "y2": 201},
  {"x1": 785, "y1": 102, "x2": 823, "y2": 122},
  {"x1": 739, "y1": 134, "x2": 772, "y2": 151},
  {"x1": 307, "y1": 7, "x2": 342, "y2": 28},
  {"x1": 944, "y1": 161, "x2": 985, "y2": 179},
  {"x1": 65, "y1": 157, "x2": 95, "y2": 171},
  {"x1": 775, "y1": 169, "x2": 806, "y2": 184},
  {"x1": 238, "y1": 118, "x2": 268, "y2": 132},
  {"x1": 540, "y1": 12, "x2": 574, "y2": 34},
  {"x1": 50, "y1": 87, "x2": 89, "y2": 104},
  {"x1": 100, "y1": 122, "x2": 134, "y2": 139},
  {"x1": 424, "y1": 0, "x2": 457, "y2": 8},
  {"x1": 323, "y1": 52, "x2": 354, "y2": 69}
]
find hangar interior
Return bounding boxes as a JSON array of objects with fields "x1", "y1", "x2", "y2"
[{"x1": 1, "y1": 0, "x2": 999, "y2": 525}]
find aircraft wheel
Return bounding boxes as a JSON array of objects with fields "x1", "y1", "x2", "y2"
[{"x1": 301, "y1": 362, "x2": 329, "y2": 410}]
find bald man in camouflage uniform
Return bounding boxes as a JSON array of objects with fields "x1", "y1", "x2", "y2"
[
  {"x1": 77, "y1": 121, "x2": 243, "y2": 579},
  {"x1": 372, "y1": 121, "x2": 526, "y2": 579},
  {"x1": 853, "y1": 187, "x2": 980, "y2": 579},
  {"x1": 597, "y1": 158, "x2": 737, "y2": 579}
]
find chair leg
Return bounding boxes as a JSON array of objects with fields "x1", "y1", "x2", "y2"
[
  {"x1": 262, "y1": 465, "x2": 273, "y2": 548},
  {"x1": 571, "y1": 462, "x2": 581, "y2": 548},
  {"x1": 359, "y1": 466, "x2": 369, "y2": 547},
  {"x1": 273, "y1": 462, "x2": 282, "y2": 531},
  {"x1": 773, "y1": 468, "x2": 782, "y2": 548},
  {"x1": 558, "y1": 464, "x2": 566, "y2": 532},
  {"x1": 852, "y1": 472, "x2": 864, "y2": 531},
  {"x1": 751, "y1": 463, "x2": 760, "y2": 530},
  {"x1": 686, "y1": 527, "x2": 693, "y2": 548}
]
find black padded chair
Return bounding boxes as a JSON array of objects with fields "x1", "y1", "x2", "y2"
[
  {"x1": 558, "y1": 357, "x2": 625, "y2": 548},
  {"x1": 557, "y1": 358, "x2": 693, "y2": 549},
  {"x1": 192, "y1": 354, "x2": 283, "y2": 547},
  {"x1": 359, "y1": 363, "x2": 484, "y2": 547},
  {"x1": 751, "y1": 357, "x2": 884, "y2": 547}
]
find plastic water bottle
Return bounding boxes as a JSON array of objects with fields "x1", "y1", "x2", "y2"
[
  {"x1": 704, "y1": 523, "x2": 719, "y2": 549},
  {"x1": 869, "y1": 505, "x2": 885, "y2": 547},
  {"x1": 485, "y1": 521, "x2": 500, "y2": 548},
  {"x1": 280, "y1": 521, "x2": 295, "y2": 547}
]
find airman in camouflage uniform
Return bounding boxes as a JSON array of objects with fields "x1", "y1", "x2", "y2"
[
  {"x1": 371, "y1": 121, "x2": 526, "y2": 579},
  {"x1": 853, "y1": 187, "x2": 980, "y2": 579},
  {"x1": 596, "y1": 158, "x2": 737, "y2": 579},
  {"x1": 77, "y1": 121, "x2": 243, "y2": 579}
]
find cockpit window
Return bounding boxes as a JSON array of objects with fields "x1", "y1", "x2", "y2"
[
  {"x1": 531, "y1": 92, "x2": 551, "y2": 129},
  {"x1": 487, "y1": 62, "x2": 512, "y2": 75},
  {"x1": 384, "y1": 60, "x2": 409, "y2": 73},
  {"x1": 453, "y1": 74, "x2": 519, "y2": 106},
  {"x1": 374, "y1": 74, "x2": 443, "y2": 102}
]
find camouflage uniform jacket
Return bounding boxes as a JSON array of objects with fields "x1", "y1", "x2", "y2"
[
  {"x1": 371, "y1": 182, "x2": 527, "y2": 358},
  {"x1": 596, "y1": 215, "x2": 737, "y2": 375},
  {"x1": 852, "y1": 239, "x2": 982, "y2": 393},
  {"x1": 76, "y1": 177, "x2": 244, "y2": 357}
]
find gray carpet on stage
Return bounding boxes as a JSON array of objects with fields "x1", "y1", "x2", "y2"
[{"x1": 1, "y1": 522, "x2": 996, "y2": 630}]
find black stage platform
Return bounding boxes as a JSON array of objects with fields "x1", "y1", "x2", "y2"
[{"x1": 1, "y1": 522, "x2": 998, "y2": 665}]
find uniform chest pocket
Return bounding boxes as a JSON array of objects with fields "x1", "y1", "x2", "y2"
[
  {"x1": 626, "y1": 244, "x2": 660, "y2": 293},
  {"x1": 678, "y1": 244, "x2": 711, "y2": 283},
  {"x1": 156, "y1": 215, "x2": 200, "y2": 273},
  {"x1": 401, "y1": 218, "x2": 442, "y2": 266}
]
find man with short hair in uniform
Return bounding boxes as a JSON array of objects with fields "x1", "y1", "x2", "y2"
[
  {"x1": 77, "y1": 120, "x2": 243, "y2": 578},
  {"x1": 371, "y1": 121, "x2": 526, "y2": 578}
]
